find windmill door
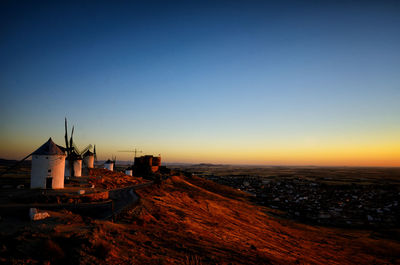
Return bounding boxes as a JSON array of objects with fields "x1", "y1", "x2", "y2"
[{"x1": 46, "y1": 177, "x2": 53, "y2": 189}]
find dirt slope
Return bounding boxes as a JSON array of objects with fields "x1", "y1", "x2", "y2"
[
  {"x1": 87, "y1": 168, "x2": 147, "y2": 189},
  {"x1": 1, "y1": 175, "x2": 399, "y2": 264}
]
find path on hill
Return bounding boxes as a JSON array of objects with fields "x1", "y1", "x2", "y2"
[
  {"x1": 0, "y1": 181, "x2": 154, "y2": 220},
  {"x1": 101, "y1": 181, "x2": 154, "y2": 220}
]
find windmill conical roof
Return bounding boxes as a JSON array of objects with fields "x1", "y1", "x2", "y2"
[
  {"x1": 105, "y1": 159, "x2": 113, "y2": 164},
  {"x1": 56, "y1": 144, "x2": 67, "y2": 153},
  {"x1": 32, "y1": 138, "x2": 65, "y2": 156},
  {"x1": 67, "y1": 150, "x2": 82, "y2": 160},
  {"x1": 83, "y1": 150, "x2": 94, "y2": 157}
]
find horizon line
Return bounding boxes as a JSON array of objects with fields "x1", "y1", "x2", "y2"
[{"x1": 1, "y1": 157, "x2": 399, "y2": 168}]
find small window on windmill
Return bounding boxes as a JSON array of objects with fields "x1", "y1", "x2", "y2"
[{"x1": 48, "y1": 169, "x2": 51, "y2": 172}]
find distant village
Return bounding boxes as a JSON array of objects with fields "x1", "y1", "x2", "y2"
[{"x1": 182, "y1": 169, "x2": 400, "y2": 229}]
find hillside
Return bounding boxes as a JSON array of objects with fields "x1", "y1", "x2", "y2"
[{"x1": 1, "y1": 175, "x2": 399, "y2": 264}]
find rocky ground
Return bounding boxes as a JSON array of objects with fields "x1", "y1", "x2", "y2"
[{"x1": 1, "y1": 174, "x2": 399, "y2": 264}]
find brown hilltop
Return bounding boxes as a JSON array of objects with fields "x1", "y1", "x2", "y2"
[
  {"x1": 87, "y1": 168, "x2": 147, "y2": 189},
  {"x1": 119, "y1": 175, "x2": 400, "y2": 264},
  {"x1": 1, "y1": 174, "x2": 399, "y2": 264}
]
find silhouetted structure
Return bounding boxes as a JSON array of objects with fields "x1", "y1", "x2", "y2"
[{"x1": 133, "y1": 155, "x2": 161, "y2": 175}]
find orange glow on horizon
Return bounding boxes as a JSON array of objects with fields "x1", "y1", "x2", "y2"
[{"x1": 1, "y1": 134, "x2": 399, "y2": 167}]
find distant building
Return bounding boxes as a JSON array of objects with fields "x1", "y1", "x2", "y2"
[
  {"x1": 134, "y1": 155, "x2": 161, "y2": 175},
  {"x1": 104, "y1": 159, "x2": 114, "y2": 171},
  {"x1": 31, "y1": 138, "x2": 66, "y2": 189},
  {"x1": 125, "y1": 166, "x2": 133, "y2": 176}
]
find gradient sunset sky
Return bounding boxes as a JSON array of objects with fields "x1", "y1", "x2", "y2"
[{"x1": 1, "y1": 0, "x2": 399, "y2": 166}]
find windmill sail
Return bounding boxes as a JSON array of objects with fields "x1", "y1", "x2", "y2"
[
  {"x1": 94, "y1": 145, "x2": 97, "y2": 163},
  {"x1": 64, "y1": 117, "x2": 69, "y2": 153}
]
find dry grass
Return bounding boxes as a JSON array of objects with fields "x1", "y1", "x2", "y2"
[
  {"x1": 184, "y1": 255, "x2": 203, "y2": 265},
  {"x1": 1, "y1": 174, "x2": 400, "y2": 264}
]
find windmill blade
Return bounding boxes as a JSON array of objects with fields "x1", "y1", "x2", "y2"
[
  {"x1": 82, "y1": 157, "x2": 88, "y2": 167},
  {"x1": 80, "y1": 144, "x2": 92, "y2": 156},
  {"x1": 94, "y1": 145, "x2": 97, "y2": 162},
  {"x1": 64, "y1": 118, "x2": 69, "y2": 154},
  {"x1": 72, "y1": 142, "x2": 81, "y2": 155},
  {"x1": 69, "y1": 126, "x2": 74, "y2": 151}
]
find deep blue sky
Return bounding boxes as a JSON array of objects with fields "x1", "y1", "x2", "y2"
[{"x1": 1, "y1": 1, "x2": 399, "y2": 165}]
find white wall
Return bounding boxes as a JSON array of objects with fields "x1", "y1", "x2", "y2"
[
  {"x1": 83, "y1": 156, "x2": 94, "y2": 168},
  {"x1": 125, "y1": 169, "x2": 132, "y2": 176},
  {"x1": 65, "y1": 160, "x2": 83, "y2": 177},
  {"x1": 74, "y1": 160, "x2": 82, "y2": 177},
  {"x1": 31, "y1": 154, "x2": 65, "y2": 189},
  {"x1": 104, "y1": 163, "x2": 114, "y2": 171}
]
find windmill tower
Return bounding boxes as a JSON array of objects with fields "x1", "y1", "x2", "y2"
[
  {"x1": 125, "y1": 166, "x2": 133, "y2": 176},
  {"x1": 65, "y1": 150, "x2": 82, "y2": 177},
  {"x1": 31, "y1": 138, "x2": 66, "y2": 189},
  {"x1": 104, "y1": 159, "x2": 114, "y2": 171},
  {"x1": 82, "y1": 149, "x2": 95, "y2": 168}
]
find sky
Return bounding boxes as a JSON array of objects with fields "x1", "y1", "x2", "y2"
[{"x1": 0, "y1": 0, "x2": 399, "y2": 166}]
